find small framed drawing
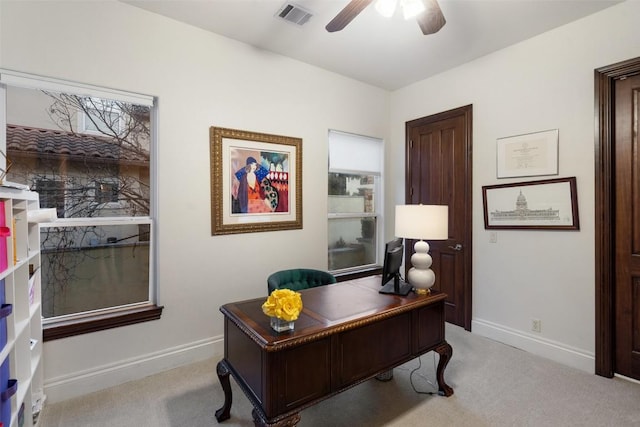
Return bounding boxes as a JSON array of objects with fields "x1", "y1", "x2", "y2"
[
  {"x1": 210, "y1": 127, "x2": 302, "y2": 235},
  {"x1": 496, "y1": 129, "x2": 558, "y2": 178},
  {"x1": 482, "y1": 177, "x2": 579, "y2": 230}
]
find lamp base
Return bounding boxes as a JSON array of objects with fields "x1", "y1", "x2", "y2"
[{"x1": 407, "y1": 240, "x2": 436, "y2": 295}]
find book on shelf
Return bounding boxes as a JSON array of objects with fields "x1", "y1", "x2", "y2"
[
  {"x1": 12, "y1": 217, "x2": 16, "y2": 265},
  {"x1": 0, "y1": 201, "x2": 7, "y2": 273}
]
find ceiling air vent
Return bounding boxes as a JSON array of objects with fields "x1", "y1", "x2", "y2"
[{"x1": 276, "y1": 3, "x2": 313, "y2": 26}]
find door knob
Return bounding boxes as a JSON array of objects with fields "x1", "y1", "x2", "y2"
[{"x1": 448, "y1": 243, "x2": 463, "y2": 251}]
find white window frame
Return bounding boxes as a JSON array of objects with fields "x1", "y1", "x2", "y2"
[{"x1": 38, "y1": 217, "x2": 154, "y2": 321}]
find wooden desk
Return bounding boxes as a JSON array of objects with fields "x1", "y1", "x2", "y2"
[{"x1": 215, "y1": 276, "x2": 453, "y2": 426}]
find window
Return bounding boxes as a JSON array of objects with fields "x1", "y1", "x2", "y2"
[
  {"x1": 40, "y1": 222, "x2": 150, "y2": 318},
  {"x1": 35, "y1": 179, "x2": 66, "y2": 219},
  {"x1": 0, "y1": 69, "x2": 161, "y2": 340},
  {"x1": 80, "y1": 98, "x2": 123, "y2": 135},
  {"x1": 328, "y1": 130, "x2": 383, "y2": 273},
  {"x1": 94, "y1": 180, "x2": 119, "y2": 204}
]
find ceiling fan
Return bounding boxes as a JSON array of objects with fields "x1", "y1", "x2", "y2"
[{"x1": 325, "y1": 0, "x2": 446, "y2": 35}]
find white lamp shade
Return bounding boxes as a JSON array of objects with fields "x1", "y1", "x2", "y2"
[{"x1": 395, "y1": 204, "x2": 448, "y2": 240}]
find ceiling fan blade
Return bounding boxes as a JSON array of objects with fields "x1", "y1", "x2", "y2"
[
  {"x1": 326, "y1": 0, "x2": 374, "y2": 33},
  {"x1": 416, "y1": 0, "x2": 446, "y2": 35}
]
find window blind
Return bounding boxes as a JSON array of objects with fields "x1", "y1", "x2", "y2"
[
  {"x1": 0, "y1": 69, "x2": 154, "y2": 107},
  {"x1": 328, "y1": 130, "x2": 383, "y2": 175}
]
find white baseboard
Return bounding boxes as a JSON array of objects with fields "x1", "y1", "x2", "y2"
[
  {"x1": 44, "y1": 336, "x2": 225, "y2": 404},
  {"x1": 615, "y1": 373, "x2": 640, "y2": 385},
  {"x1": 43, "y1": 322, "x2": 597, "y2": 404},
  {"x1": 471, "y1": 318, "x2": 595, "y2": 374}
]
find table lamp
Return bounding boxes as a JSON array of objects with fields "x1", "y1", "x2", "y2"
[{"x1": 395, "y1": 204, "x2": 449, "y2": 294}]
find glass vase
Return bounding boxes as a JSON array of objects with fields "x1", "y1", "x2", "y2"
[{"x1": 270, "y1": 316, "x2": 295, "y2": 332}]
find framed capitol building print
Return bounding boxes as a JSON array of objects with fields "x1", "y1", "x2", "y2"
[
  {"x1": 482, "y1": 177, "x2": 579, "y2": 230},
  {"x1": 210, "y1": 127, "x2": 302, "y2": 235}
]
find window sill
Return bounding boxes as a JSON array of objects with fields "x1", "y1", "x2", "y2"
[
  {"x1": 334, "y1": 266, "x2": 382, "y2": 282},
  {"x1": 43, "y1": 304, "x2": 164, "y2": 341}
]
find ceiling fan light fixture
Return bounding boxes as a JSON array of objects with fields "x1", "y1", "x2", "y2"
[
  {"x1": 375, "y1": 0, "x2": 398, "y2": 18},
  {"x1": 326, "y1": 0, "x2": 443, "y2": 34},
  {"x1": 401, "y1": 0, "x2": 425, "y2": 20}
]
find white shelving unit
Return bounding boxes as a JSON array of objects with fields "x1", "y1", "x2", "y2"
[{"x1": 0, "y1": 187, "x2": 42, "y2": 427}]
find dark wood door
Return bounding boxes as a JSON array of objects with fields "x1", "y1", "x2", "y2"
[
  {"x1": 614, "y1": 73, "x2": 640, "y2": 380},
  {"x1": 405, "y1": 105, "x2": 472, "y2": 330}
]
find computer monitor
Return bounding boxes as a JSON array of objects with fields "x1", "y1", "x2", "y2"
[
  {"x1": 380, "y1": 238, "x2": 413, "y2": 296},
  {"x1": 385, "y1": 237, "x2": 403, "y2": 253},
  {"x1": 380, "y1": 237, "x2": 402, "y2": 287}
]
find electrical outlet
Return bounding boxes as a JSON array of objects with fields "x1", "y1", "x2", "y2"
[
  {"x1": 531, "y1": 318, "x2": 542, "y2": 333},
  {"x1": 489, "y1": 231, "x2": 497, "y2": 243}
]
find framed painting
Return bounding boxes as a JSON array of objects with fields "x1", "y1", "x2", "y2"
[
  {"x1": 482, "y1": 176, "x2": 579, "y2": 230},
  {"x1": 496, "y1": 129, "x2": 559, "y2": 178},
  {"x1": 210, "y1": 127, "x2": 302, "y2": 235}
]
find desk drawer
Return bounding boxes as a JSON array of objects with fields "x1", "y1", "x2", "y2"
[
  {"x1": 272, "y1": 338, "x2": 331, "y2": 416},
  {"x1": 335, "y1": 313, "x2": 412, "y2": 388}
]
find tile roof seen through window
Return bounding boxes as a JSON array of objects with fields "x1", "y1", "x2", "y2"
[{"x1": 6, "y1": 124, "x2": 149, "y2": 165}]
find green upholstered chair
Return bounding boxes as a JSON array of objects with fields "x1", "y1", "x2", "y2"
[{"x1": 267, "y1": 268, "x2": 337, "y2": 294}]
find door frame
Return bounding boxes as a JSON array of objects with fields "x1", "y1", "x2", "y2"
[
  {"x1": 405, "y1": 105, "x2": 473, "y2": 331},
  {"x1": 595, "y1": 56, "x2": 640, "y2": 377}
]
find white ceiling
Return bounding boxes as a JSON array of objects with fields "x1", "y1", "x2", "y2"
[{"x1": 124, "y1": 0, "x2": 622, "y2": 90}]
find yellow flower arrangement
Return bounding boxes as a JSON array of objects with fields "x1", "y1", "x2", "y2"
[{"x1": 262, "y1": 289, "x2": 303, "y2": 322}]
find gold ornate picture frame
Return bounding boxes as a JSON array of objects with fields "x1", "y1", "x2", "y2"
[{"x1": 210, "y1": 127, "x2": 302, "y2": 235}]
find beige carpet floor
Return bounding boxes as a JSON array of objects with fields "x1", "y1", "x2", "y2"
[{"x1": 39, "y1": 324, "x2": 640, "y2": 426}]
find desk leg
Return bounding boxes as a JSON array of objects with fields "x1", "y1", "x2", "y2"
[
  {"x1": 215, "y1": 360, "x2": 233, "y2": 422},
  {"x1": 435, "y1": 341, "x2": 454, "y2": 397}
]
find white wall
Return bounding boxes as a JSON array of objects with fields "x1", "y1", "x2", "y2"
[
  {"x1": 0, "y1": 1, "x2": 389, "y2": 402},
  {"x1": 390, "y1": 0, "x2": 640, "y2": 373},
  {"x1": 2, "y1": 0, "x2": 638, "y2": 404}
]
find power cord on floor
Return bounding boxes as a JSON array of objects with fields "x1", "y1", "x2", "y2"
[{"x1": 408, "y1": 352, "x2": 444, "y2": 396}]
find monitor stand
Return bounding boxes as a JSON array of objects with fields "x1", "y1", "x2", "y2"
[{"x1": 379, "y1": 275, "x2": 413, "y2": 296}]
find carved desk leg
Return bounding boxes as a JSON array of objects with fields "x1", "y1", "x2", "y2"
[
  {"x1": 215, "y1": 360, "x2": 233, "y2": 422},
  {"x1": 435, "y1": 340, "x2": 454, "y2": 397}
]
